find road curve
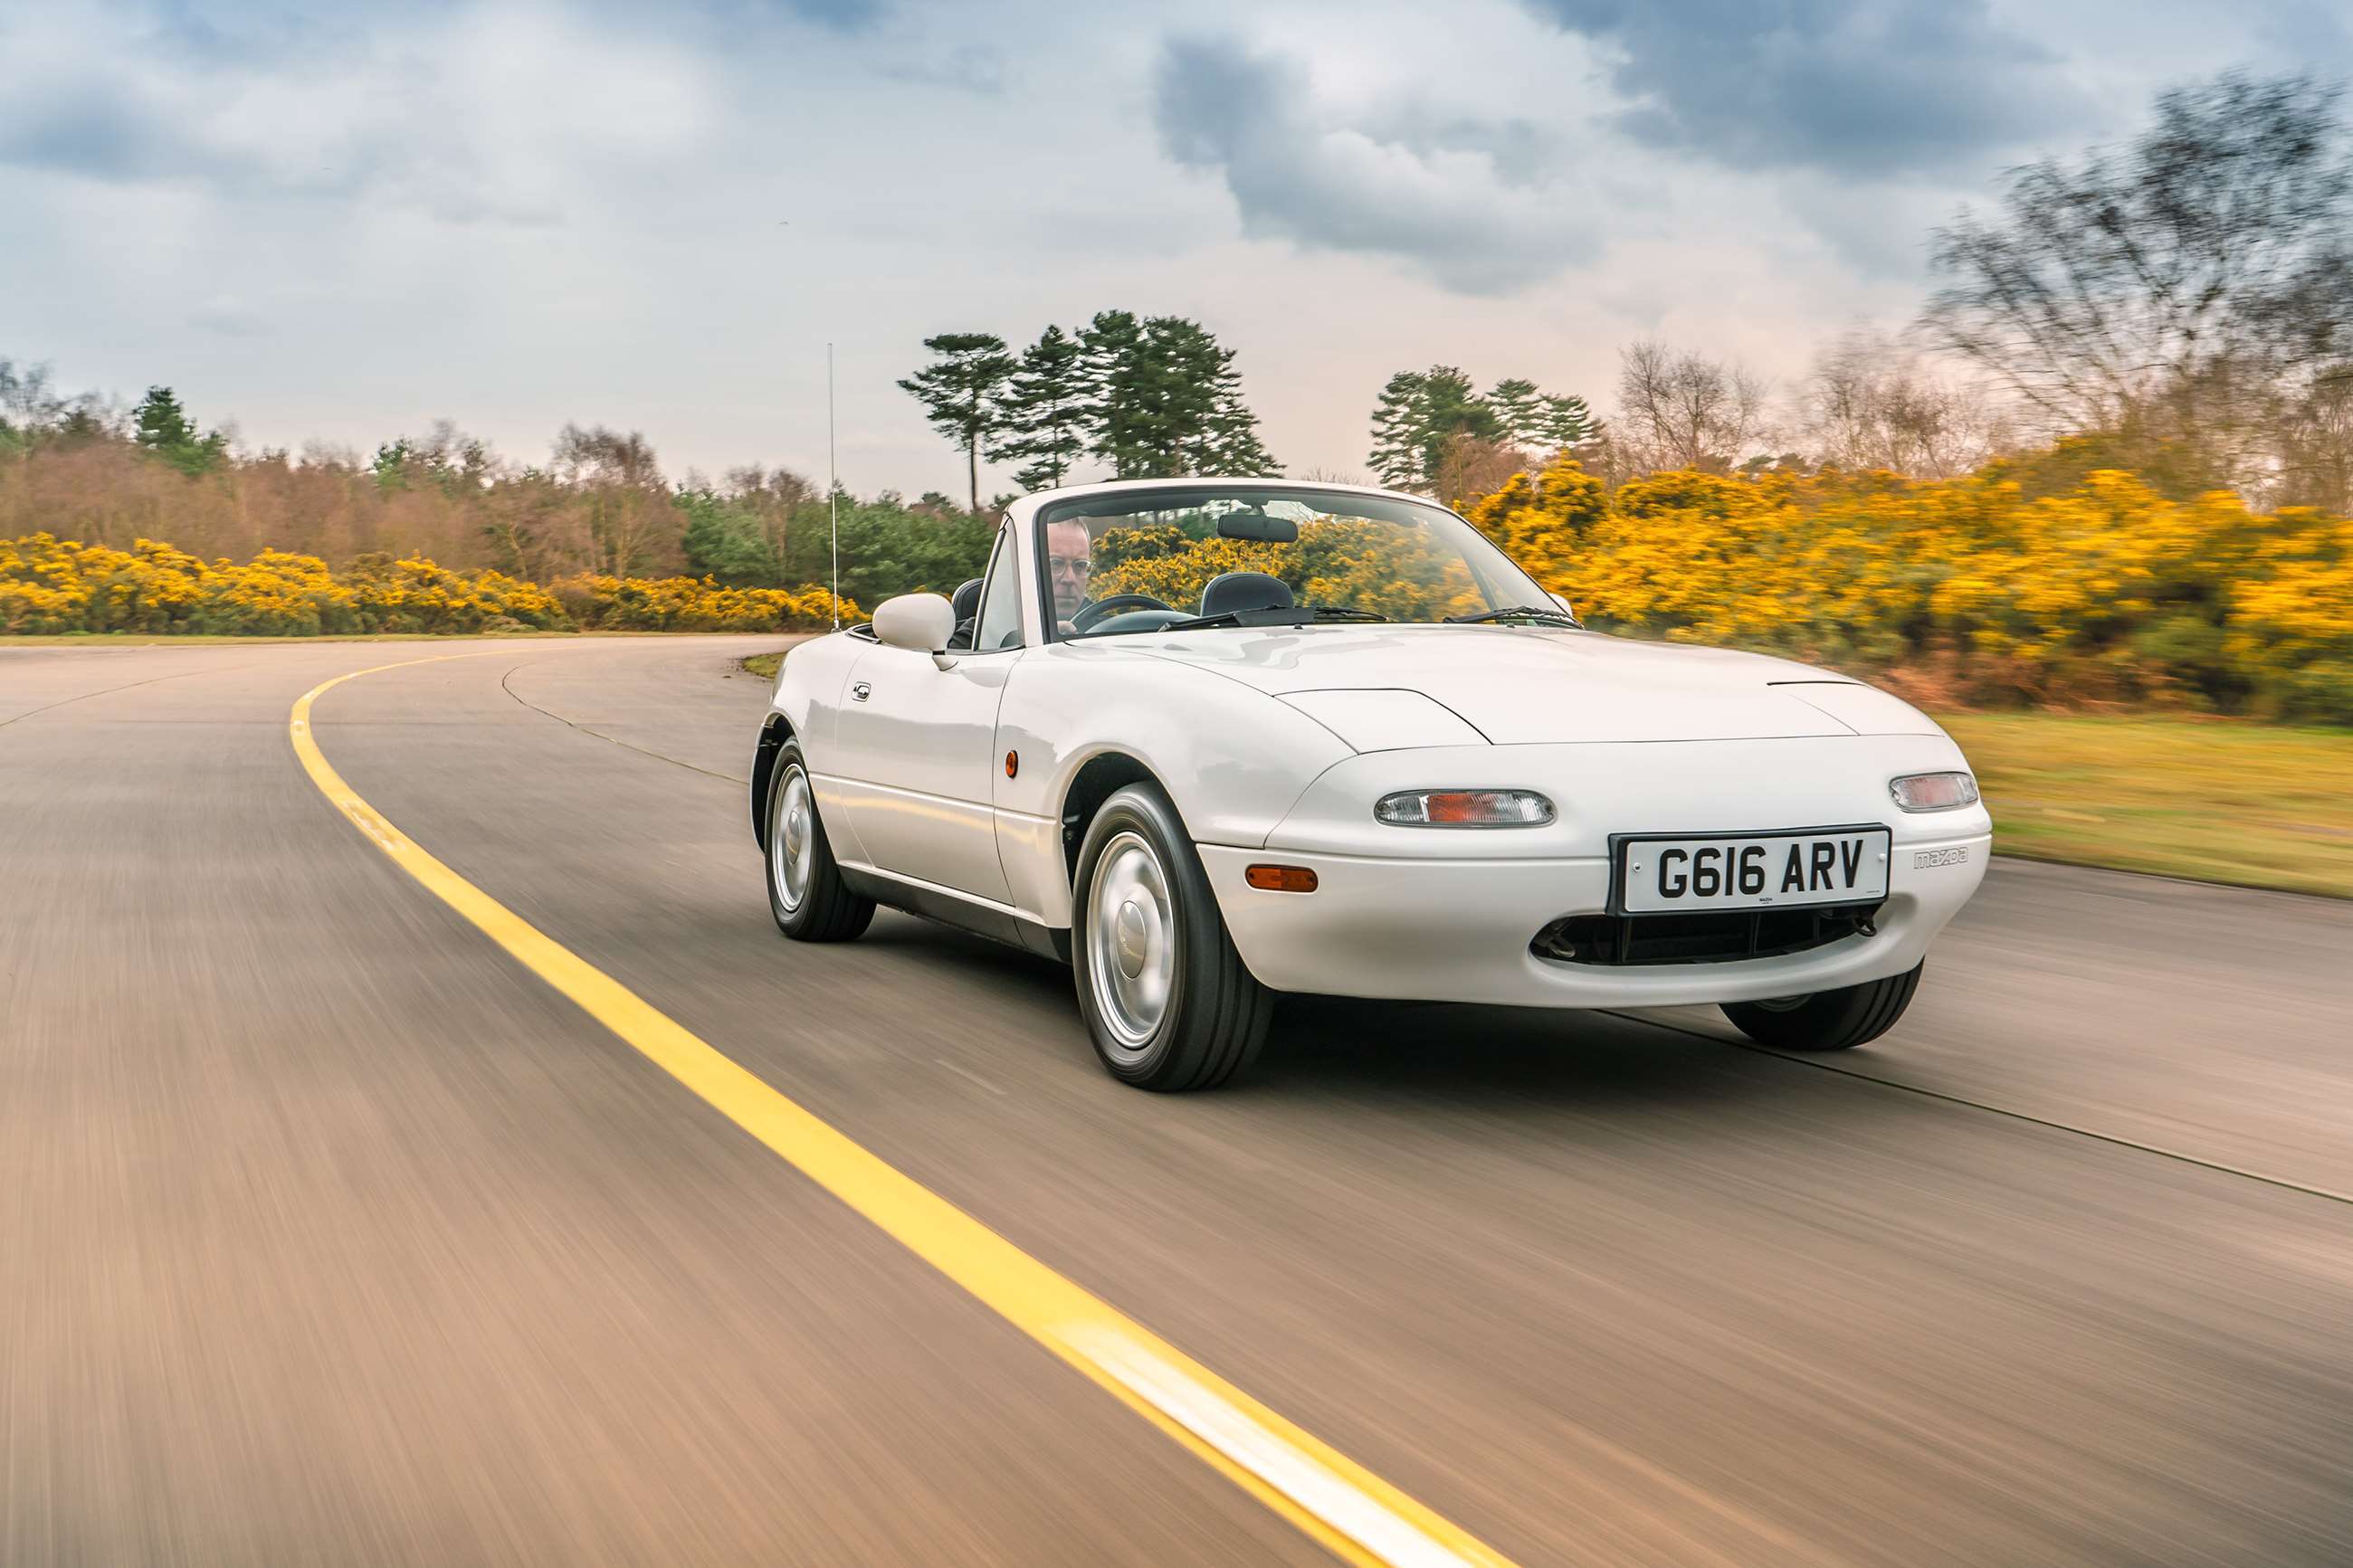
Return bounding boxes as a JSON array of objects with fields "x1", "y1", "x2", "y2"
[{"x1": 3, "y1": 635, "x2": 2348, "y2": 1566}]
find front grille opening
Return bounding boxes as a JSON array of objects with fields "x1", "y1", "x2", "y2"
[{"x1": 1531, "y1": 902, "x2": 1881, "y2": 966}]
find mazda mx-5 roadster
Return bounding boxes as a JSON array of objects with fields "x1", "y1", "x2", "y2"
[{"x1": 751, "y1": 478, "x2": 1990, "y2": 1090}]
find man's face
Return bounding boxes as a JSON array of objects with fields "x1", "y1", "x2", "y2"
[{"x1": 1045, "y1": 522, "x2": 1092, "y2": 620}]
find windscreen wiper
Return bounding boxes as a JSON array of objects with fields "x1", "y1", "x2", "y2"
[
  {"x1": 1444, "y1": 604, "x2": 1581, "y2": 627},
  {"x1": 1164, "y1": 603, "x2": 1392, "y2": 632}
]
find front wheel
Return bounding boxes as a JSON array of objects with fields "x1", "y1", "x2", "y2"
[
  {"x1": 765, "y1": 743, "x2": 874, "y2": 942},
  {"x1": 1071, "y1": 783, "x2": 1270, "y2": 1090},
  {"x1": 1720, "y1": 963, "x2": 1922, "y2": 1050}
]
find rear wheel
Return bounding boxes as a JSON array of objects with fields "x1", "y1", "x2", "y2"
[
  {"x1": 1721, "y1": 964, "x2": 1922, "y2": 1050},
  {"x1": 1072, "y1": 783, "x2": 1270, "y2": 1090},
  {"x1": 765, "y1": 742, "x2": 874, "y2": 942}
]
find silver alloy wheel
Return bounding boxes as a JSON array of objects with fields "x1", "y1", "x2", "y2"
[
  {"x1": 770, "y1": 764, "x2": 815, "y2": 914},
  {"x1": 1086, "y1": 830, "x2": 1176, "y2": 1058}
]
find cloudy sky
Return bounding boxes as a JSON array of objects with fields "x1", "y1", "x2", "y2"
[{"x1": 3, "y1": 0, "x2": 2344, "y2": 497}]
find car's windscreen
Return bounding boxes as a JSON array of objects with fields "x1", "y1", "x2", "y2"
[{"x1": 1035, "y1": 487, "x2": 1553, "y2": 640}]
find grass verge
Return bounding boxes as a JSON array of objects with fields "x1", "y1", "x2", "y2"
[
  {"x1": 1937, "y1": 712, "x2": 2352, "y2": 898},
  {"x1": 742, "y1": 651, "x2": 784, "y2": 680}
]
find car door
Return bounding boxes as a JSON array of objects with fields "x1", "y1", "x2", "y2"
[{"x1": 827, "y1": 527, "x2": 1023, "y2": 903}]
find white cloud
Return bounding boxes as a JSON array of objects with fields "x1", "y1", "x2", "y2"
[
  {"x1": 1151, "y1": 34, "x2": 1607, "y2": 294},
  {"x1": 1, "y1": 0, "x2": 2343, "y2": 498},
  {"x1": 0, "y1": 1, "x2": 715, "y2": 224}
]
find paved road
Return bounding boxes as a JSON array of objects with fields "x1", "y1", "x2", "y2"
[{"x1": 4, "y1": 636, "x2": 2348, "y2": 1566}]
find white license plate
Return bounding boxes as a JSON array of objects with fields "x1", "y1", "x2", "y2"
[{"x1": 1615, "y1": 827, "x2": 1891, "y2": 914}]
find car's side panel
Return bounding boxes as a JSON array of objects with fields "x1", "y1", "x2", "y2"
[
  {"x1": 826, "y1": 644, "x2": 1019, "y2": 902},
  {"x1": 989, "y1": 644, "x2": 1355, "y2": 928},
  {"x1": 768, "y1": 631, "x2": 873, "y2": 865}
]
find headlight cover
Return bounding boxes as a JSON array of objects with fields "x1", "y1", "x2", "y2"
[
  {"x1": 1890, "y1": 771, "x2": 1979, "y2": 812},
  {"x1": 1374, "y1": 788, "x2": 1555, "y2": 827}
]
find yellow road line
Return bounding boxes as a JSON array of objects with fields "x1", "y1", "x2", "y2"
[{"x1": 291, "y1": 657, "x2": 1518, "y2": 1568}]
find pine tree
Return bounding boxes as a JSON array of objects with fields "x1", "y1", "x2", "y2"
[
  {"x1": 996, "y1": 326, "x2": 1088, "y2": 491},
  {"x1": 134, "y1": 385, "x2": 195, "y2": 451},
  {"x1": 133, "y1": 385, "x2": 227, "y2": 477},
  {"x1": 897, "y1": 333, "x2": 1015, "y2": 513},
  {"x1": 1140, "y1": 317, "x2": 1224, "y2": 477},
  {"x1": 678, "y1": 490, "x2": 779, "y2": 584},
  {"x1": 1366, "y1": 366, "x2": 1498, "y2": 492},
  {"x1": 1207, "y1": 396, "x2": 1280, "y2": 476},
  {"x1": 1077, "y1": 310, "x2": 1150, "y2": 478},
  {"x1": 1537, "y1": 394, "x2": 1599, "y2": 453},
  {"x1": 1491, "y1": 379, "x2": 1599, "y2": 455},
  {"x1": 1202, "y1": 336, "x2": 1280, "y2": 476},
  {"x1": 1489, "y1": 378, "x2": 1544, "y2": 450},
  {"x1": 371, "y1": 438, "x2": 413, "y2": 493},
  {"x1": 1071, "y1": 311, "x2": 1277, "y2": 479},
  {"x1": 1368, "y1": 371, "x2": 1433, "y2": 489}
]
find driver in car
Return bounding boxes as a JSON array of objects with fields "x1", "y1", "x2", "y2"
[{"x1": 1046, "y1": 519, "x2": 1093, "y2": 633}]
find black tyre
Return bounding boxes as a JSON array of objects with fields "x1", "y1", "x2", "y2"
[
  {"x1": 764, "y1": 741, "x2": 874, "y2": 942},
  {"x1": 1720, "y1": 963, "x2": 1922, "y2": 1050},
  {"x1": 1071, "y1": 782, "x2": 1271, "y2": 1090}
]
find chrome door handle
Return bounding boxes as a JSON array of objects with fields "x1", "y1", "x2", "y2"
[{"x1": 851, "y1": 681, "x2": 872, "y2": 701}]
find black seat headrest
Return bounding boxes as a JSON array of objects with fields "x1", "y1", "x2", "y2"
[
  {"x1": 1198, "y1": 571, "x2": 1293, "y2": 618},
  {"x1": 950, "y1": 577, "x2": 984, "y2": 621}
]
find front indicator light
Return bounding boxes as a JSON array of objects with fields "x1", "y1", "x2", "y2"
[
  {"x1": 1244, "y1": 864, "x2": 1319, "y2": 892},
  {"x1": 1374, "y1": 789, "x2": 1555, "y2": 827},
  {"x1": 1890, "y1": 771, "x2": 1979, "y2": 812}
]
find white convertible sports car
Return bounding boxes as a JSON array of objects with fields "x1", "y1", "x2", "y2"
[{"x1": 752, "y1": 478, "x2": 1991, "y2": 1090}]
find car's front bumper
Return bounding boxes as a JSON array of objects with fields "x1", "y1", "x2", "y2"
[{"x1": 1197, "y1": 737, "x2": 1992, "y2": 1009}]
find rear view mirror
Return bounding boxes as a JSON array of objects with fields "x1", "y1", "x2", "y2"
[
  {"x1": 1550, "y1": 591, "x2": 1577, "y2": 620},
  {"x1": 872, "y1": 592, "x2": 956, "y2": 654},
  {"x1": 1215, "y1": 510, "x2": 1299, "y2": 543}
]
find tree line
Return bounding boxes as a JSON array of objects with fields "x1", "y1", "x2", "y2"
[{"x1": 0, "y1": 375, "x2": 999, "y2": 611}]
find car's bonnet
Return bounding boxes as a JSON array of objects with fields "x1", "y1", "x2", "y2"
[{"x1": 1125, "y1": 624, "x2": 1941, "y2": 745}]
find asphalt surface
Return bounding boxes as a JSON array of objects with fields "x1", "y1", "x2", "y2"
[{"x1": 4, "y1": 634, "x2": 2348, "y2": 1567}]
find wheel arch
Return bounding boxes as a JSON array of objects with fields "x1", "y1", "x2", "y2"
[
  {"x1": 750, "y1": 710, "x2": 795, "y2": 850},
  {"x1": 994, "y1": 652, "x2": 1355, "y2": 930},
  {"x1": 1058, "y1": 749, "x2": 1166, "y2": 889}
]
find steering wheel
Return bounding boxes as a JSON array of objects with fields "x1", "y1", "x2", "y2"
[{"x1": 1069, "y1": 594, "x2": 1173, "y2": 633}]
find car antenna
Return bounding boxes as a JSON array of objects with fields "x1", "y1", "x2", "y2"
[{"x1": 827, "y1": 340, "x2": 841, "y2": 630}]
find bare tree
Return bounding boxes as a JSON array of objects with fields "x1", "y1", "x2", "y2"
[
  {"x1": 1796, "y1": 331, "x2": 2016, "y2": 477},
  {"x1": 1614, "y1": 340, "x2": 1772, "y2": 473},
  {"x1": 1922, "y1": 71, "x2": 2353, "y2": 490},
  {"x1": 0, "y1": 359, "x2": 62, "y2": 435},
  {"x1": 0, "y1": 358, "x2": 110, "y2": 451},
  {"x1": 1293, "y1": 464, "x2": 1372, "y2": 488},
  {"x1": 1431, "y1": 432, "x2": 1527, "y2": 507},
  {"x1": 552, "y1": 424, "x2": 676, "y2": 576},
  {"x1": 722, "y1": 463, "x2": 815, "y2": 575},
  {"x1": 2277, "y1": 364, "x2": 2353, "y2": 512}
]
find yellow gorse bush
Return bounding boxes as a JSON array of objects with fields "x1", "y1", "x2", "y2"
[
  {"x1": 1090, "y1": 516, "x2": 1485, "y2": 622},
  {"x1": 552, "y1": 573, "x2": 853, "y2": 632},
  {"x1": 0, "y1": 534, "x2": 853, "y2": 637},
  {"x1": 1461, "y1": 456, "x2": 2353, "y2": 722}
]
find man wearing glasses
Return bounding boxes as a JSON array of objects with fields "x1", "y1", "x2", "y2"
[{"x1": 1045, "y1": 518, "x2": 1093, "y2": 633}]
